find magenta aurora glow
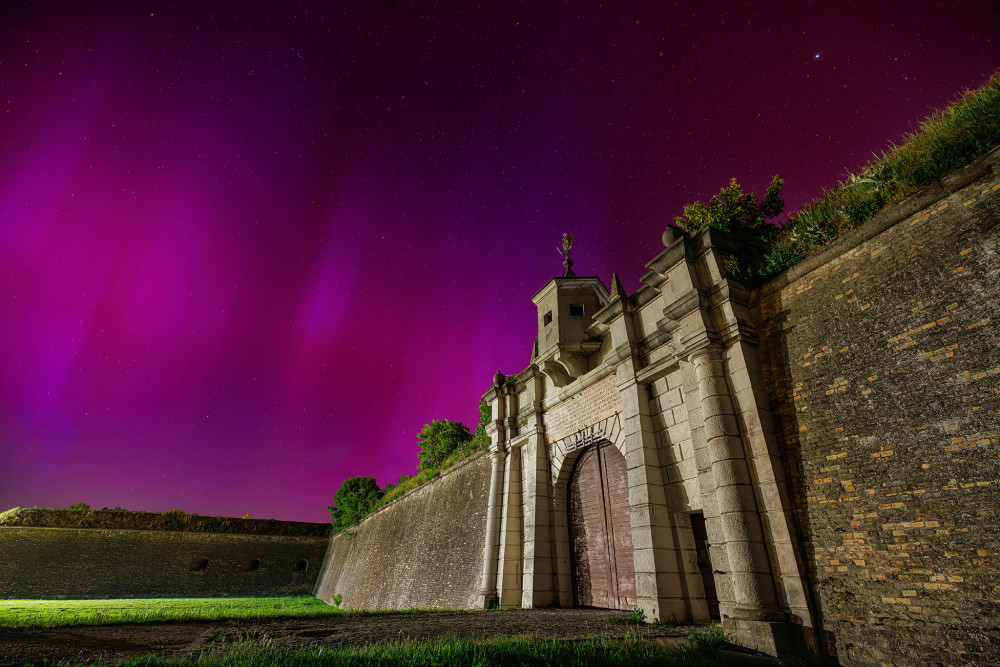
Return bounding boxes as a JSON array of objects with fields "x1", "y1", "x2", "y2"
[{"x1": 1, "y1": 1, "x2": 997, "y2": 521}]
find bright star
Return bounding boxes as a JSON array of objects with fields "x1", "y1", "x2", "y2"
[{"x1": 814, "y1": 53, "x2": 821, "y2": 59}]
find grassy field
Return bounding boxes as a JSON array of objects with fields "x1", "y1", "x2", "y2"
[
  {"x1": 123, "y1": 632, "x2": 728, "y2": 666},
  {"x1": 0, "y1": 594, "x2": 343, "y2": 628}
]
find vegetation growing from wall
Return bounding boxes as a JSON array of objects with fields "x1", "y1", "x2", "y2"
[
  {"x1": 761, "y1": 70, "x2": 1000, "y2": 278},
  {"x1": 0, "y1": 505, "x2": 328, "y2": 536},
  {"x1": 416, "y1": 419, "x2": 475, "y2": 471},
  {"x1": 327, "y1": 397, "x2": 495, "y2": 533},
  {"x1": 327, "y1": 477, "x2": 385, "y2": 534},
  {"x1": 678, "y1": 70, "x2": 1000, "y2": 281},
  {"x1": 673, "y1": 175, "x2": 784, "y2": 280}
]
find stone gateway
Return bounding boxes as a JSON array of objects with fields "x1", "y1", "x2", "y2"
[
  {"x1": 315, "y1": 147, "x2": 1000, "y2": 665},
  {"x1": 473, "y1": 230, "x2": 812, "y2": 658}
]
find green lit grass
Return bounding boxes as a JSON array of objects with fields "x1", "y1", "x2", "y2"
[
  {"x1": 119, "y1": 631, "x2": 728, "y2": 667},
  {"x1": 0, "y1": 595, "x2": 343, "y2": 628}
]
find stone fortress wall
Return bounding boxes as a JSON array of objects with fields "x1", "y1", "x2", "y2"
[
  {"x1": 753, "y1": 151, "x2": 1000, "y2": 664},
  {"x1": 0, "y1": 526, "x2": 329, "y2": 598},
  {"x1": 313, "y1": 450, "x2": 492, "y2": 610},
  {"x1": 311, "y1": 148, "x2": 998, "y2": 666},
  {"x1": 3, "y1": 148, "x2": 993, "y2": 666}
]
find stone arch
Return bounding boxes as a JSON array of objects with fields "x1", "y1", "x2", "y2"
[{"x1": 549, "y1": 412, "x2": 624, "y2": 488}]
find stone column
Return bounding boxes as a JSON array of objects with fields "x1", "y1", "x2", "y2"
[
  {"x1": 475, "y1": 448, "x2": 507, "y2": 608},
  {"x1": 690, "y1": 345, "x2": 789, "y2": 652}
]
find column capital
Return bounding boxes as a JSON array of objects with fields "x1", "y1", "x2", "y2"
[{"x1": 685, "y1": 341, "x2": 725, "y2": 365}]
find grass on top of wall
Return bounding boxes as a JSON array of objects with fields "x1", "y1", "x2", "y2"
[
  {"x1": 0, "y1": 506, "x2": 329, "y2": 537},
  {"x1": 377, "y1": 446, "x2": 485, "y2": 508},
  {"x1": 757, "y1": 69, "x2": 1000, "y2": 280},
  {"x1": 0, "y1": 595, "x2": 345, "y2": 628},
  {"x1": 117, "y1": 630, "x2": 729, "y2": 667}
]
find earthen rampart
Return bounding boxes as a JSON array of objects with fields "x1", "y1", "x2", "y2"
[{"x1": 0, "y1": 526, "x2": 328, "y2": 599}]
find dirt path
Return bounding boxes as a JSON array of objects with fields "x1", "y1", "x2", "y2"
[{"x1": 0, "y1": 608, "x2": 715, "y2": 665}]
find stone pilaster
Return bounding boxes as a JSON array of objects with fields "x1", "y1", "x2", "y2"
[
  {"x1": 618, "y1": 371, "x2": 688, "y2": 622},
  {"x1": 520, "y1": 432, "x2": 554, "y2": 607},
  {"x1": 496, "y1": 446, "x2": 523, "y2": 605}
]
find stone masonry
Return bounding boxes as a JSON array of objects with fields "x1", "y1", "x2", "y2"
[
  {"x1": 471, "y1": 148, "x2": 999, "y2": 663},
  {"x1": 0, "y1": 527, "x2": 327, "y2": 599},
  {"x1": 310, "y1": 148, "x2": 998, "y2": 665},
  {"x1": 314, "y1": 451, "x2": 492, "y2": 610},
  {"x1": 753, "y1": 150, "x2": 1000, "y2": 665}
]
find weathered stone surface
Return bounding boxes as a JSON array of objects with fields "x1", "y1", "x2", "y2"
[
  {"x1": 0, "y1": 527, "x2": 327, "y2": 598},
  {"x1": 313, "y1": 451, "x2": 492, "y2": 610},
  {"x1": 753, "y1": 163, "x2": 1000, "y2": 665}
]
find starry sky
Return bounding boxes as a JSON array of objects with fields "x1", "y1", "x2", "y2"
[{"x1": 1, "y1": 2, "x2": 996, "y2": 522}]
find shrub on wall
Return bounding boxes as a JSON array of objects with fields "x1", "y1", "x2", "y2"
[
  {"x1": 338, "y1": 396, "x2": 496, "y2": 517},
  {"x1": 416, "y1": 419, "x2": 475, "y2": 471},
  {"x1": 673, "y1": 175, "x2": 784, "y2": 280},
  {"x1": 327, "y1": 476, "x2": 385, "y2": 534},
  {"x1": 678, "y1": 71, "x2": 1000, "y2": 283}
]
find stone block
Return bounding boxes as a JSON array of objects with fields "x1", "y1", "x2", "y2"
[
  {"x1": 635, "y1": 570, "x2": 658, "y2": 597},
  {"x1": 720, "y1": 510, "x2": 765, "y2": 543},
  {"x1": 704, "y1": 412, "x2": 742, "y2": 439},
  {"x1": 729, "y1": 571, "x2": 778, "y2": 608},
  {"x1": 651, "y1": 596, "x2": 690, "y2": 623},
  {"x1": 715, "y1": 483, "x2": 759, "y2": 513},
  {"x1": 709, "y1": 458, "x2": 752, "y2": 486},
  {"x1": 713, "y1": 571, "x2": 735, "y2": 605},
  {"x1": 628, "y1": 472, "x2": 667, "y2": 506},
  {"x1": 724, "y1": 540, "x2": 771, "y2": 576},
  {"x1": 701, "y1": 394, "x2": 736, "y2": 419}
]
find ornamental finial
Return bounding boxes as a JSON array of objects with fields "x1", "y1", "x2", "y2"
[{"x1": 557, "y1": 233, "x2": 575, "y2": 277}]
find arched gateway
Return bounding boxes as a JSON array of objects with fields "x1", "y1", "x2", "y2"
[
  {"x1": 476, "y1": 233, "x2": 815, "y2": 658},
  {"x1": 567, "y1": 441, "x2": 635, "y2": 609}
]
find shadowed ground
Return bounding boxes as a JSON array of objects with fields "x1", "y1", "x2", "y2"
[{"x1": 0, "y1": 608, "x2": 776, "y2": 665}]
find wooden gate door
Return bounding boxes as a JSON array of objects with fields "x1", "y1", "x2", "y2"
[{"x1": 568, "y1": 442, "x2": 636, "y2": 609}]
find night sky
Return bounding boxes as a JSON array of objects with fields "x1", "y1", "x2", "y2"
[{"x1": 1, "y1": 2, "x2": 996, "y2": 522}]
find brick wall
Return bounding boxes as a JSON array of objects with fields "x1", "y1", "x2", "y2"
[
  {"x1": 0, "y1": 527, "x2": 328, "y2": 598},
  {"x1": 543, "y1": 372, "x2": 623, "y2": 444},
  {"x1": 754, "y1": 160, "x2": 1000, "y2": 665},
  {"x1": 313, "y1": 450, "x2": 492, "y2": 609}
]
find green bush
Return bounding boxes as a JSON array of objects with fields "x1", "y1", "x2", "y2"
[
  {"x1": 327, "y1": 476, "x2": 384, "y2": 534},
  {"x1": 673, "y1": 175, "x2": 784, "y2": 280},
  {"x1": 416, "y1": 419, "x2": 474, "y2": 472}
]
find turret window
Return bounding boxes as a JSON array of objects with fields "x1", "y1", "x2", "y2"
[
  {"x1": 569, "y1": 304, "x2": 585, "y2": 316},
  {"x1": 543, "y1": 311, "x2": 553, "y2": 325}
]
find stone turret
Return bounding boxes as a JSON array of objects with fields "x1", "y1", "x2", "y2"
[{"x1": 531, "y1": 275, "x2": 609, "y2": 387}]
